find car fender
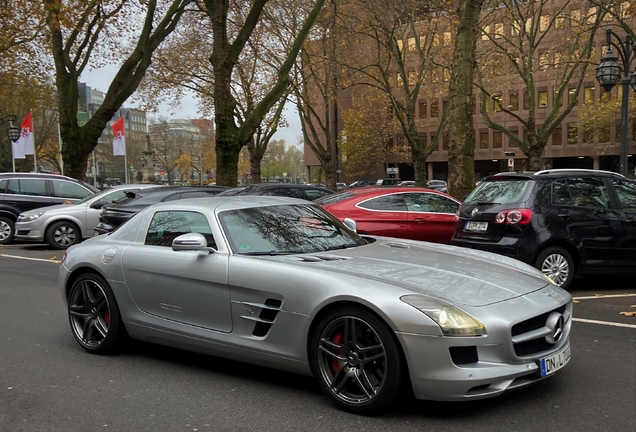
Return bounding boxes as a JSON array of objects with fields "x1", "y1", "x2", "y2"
[{"x1": 42, "y1": 213, "x2": 86, "y2": 237}]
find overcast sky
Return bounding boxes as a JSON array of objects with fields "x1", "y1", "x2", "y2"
[{"x1": 81, "y1": 65, "x2": 303, "y2": 148}]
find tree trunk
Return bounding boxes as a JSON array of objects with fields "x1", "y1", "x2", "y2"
[
  {"x1": 447, "y1": 0, "x2": 484, "y2": 200},
  {"x1": 247, "y1": 138, "x2": 265, "y2": 184},
  {"x1": 412, "y1": 146, "x2": 427, "y2": 187}
]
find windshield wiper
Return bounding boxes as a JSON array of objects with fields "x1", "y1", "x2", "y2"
[
  {"x1": 474, "y1": 202, "x2": 501, "y2": 205},
  {"x1": 322, "y1": 243, "x2": 361, "y2": 252},
  {"x1": 240, "y1": 250, "x2": 289, "y2": 256}
]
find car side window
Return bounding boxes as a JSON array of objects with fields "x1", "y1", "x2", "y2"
[
  {"x1": 265, "y1": 188, "x2": 303, "y2": 199},
  {"x1": 0, "y1": 179, "x2": 7, "y2": 193},
  {"x1": 6, "y1": 179, "x2": 48, "y2": 196},
  {"x1": 551, "y1": 178, "x2": 609, "y2": 209},
  {"x1": 51, "y1": 179, "x2": 92, "y2": 199},
  {"x1": 145, "y1": 211, "x2": 216, "y2": 248},
  {"x1": 358, "y1": 194, "x2": 407, "y2": 211},
  {"x1": 612, "y1": 180, "x2": 636, "y2": 213},
  {"x1": 101, "y1": 190, "x2": 128, "y2": 204},
  {"x1": 404, "y1": 193, "x2": 459, "y2": 213}
]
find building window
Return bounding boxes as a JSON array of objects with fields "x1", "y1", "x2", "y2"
[
  {"x1": 571, "y1": 10, "x2": 580, "y2": 26},
  {"x1": 568, "y1": 88, "x2": 578, "y2": 105},
  {"x1": 431, "y1": 100, "x2": 440, "y2": 117},
  {"x1": 552, "y1": 127, "x2": 562, "y2": 145},
  {"x1": 510, "y1": 130, "x2": 519, "y2": 147},
  {"x1": 556, "y1": 13, "x2": 565, "y2": 28},
  {"x1": 432, "y1": 68, "x2": 440, "y2": 83},
  {"x1": 511, "y1": 21, "x2": 520, "y2": 37},
  {"x1": 584, "y1": 86, "x2": 595, "y2": 104},
  {"x1": 482, "y1": 25, "x2": 490, "y2": 40},
  {"x1": 396, "y1": 39, "x2": 403, "y2": 51},
  {"x1": 493, "y1": 94, "x2": 502, "y2": 112},
  {"x1": 493, "y1": 131, "x2": 503, "y2": 148},
  {"x1": 443, "y1": 68, "x2": 451, "y2": 82},
  {"x1": 397, "y1": 74, "x2": 403, "y2": 87},
  {"x1": 408, "y1": 71, "x2": 416, "y2": 86},
  {"x1": 583, "y1": 125, "x2": 594, "y2": 143},
  {"x1": 587, "y1": 7, "x2": 597, "y2": 24},
  {"x1": 599, "y1": 125, "x2": 610, "y2": 143},
  {"x1": 621, "y1": 2, "x2": 631, "y2": 19},
  {"x1": 494, "y1": 23, "x2": 503, "y2": 38},
  {"x1": 418, "y1": 101, "x2": 427, "y2": 118},
  {"x1": 433, "y1": 34, "x2": 440, "y2": 46},
  {"x1": 480, "y1": 132, "x2": 489, "y2": 149},
  {"x1": 509, "y1": 93, "x2": 519, "y2": 111},
  {"x1": 494, "y1": 56, "x2": 504, "y2": 76},
  {"x1": 540, "y1": 15, "x2": 550, "y2": 31},
  {"x1": 420, "y1": 134, "x2": 429, "y2": 150},
  {"x1": 407, "y1": 37, "x2": 416, "y2": 51},
  {"x1": 442, "y1": 131, "x2": 450, "y2": 150},
  {"x1": 538, "y1": 91, "x2": 548, "y2": 108},
  {"x1": 567, "y1": 123, "x2": 578, "y2": 144},
  {"x1": 443, "y1": 32, "x2": 452, "y2": 46},
  {"x1": 554, "y1": 51, "x2": 562, "y2": 68},
  {"x1": 539, "y1": 52, "x2": 549, "y2": 71}
]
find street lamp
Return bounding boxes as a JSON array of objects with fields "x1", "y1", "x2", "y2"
[
  {"x1": 1, "y1": 115, "x2": 20, "y2": 142},
  {"x1": 595, "y1": 29, "x2": 636, "y2": 177}
]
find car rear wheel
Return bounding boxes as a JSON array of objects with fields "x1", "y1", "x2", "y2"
[
  {"x1": 0, "y1": 216, "x2": 15, "y2": 245},
  {"x1": 67, "y1": 273, "x2": 125, "y2": 354},
  {"x1": 47, "y1": 221, "x2": 80, "y2": 249},
  {"x1": 310, "y1": 306, "x2": 406, "y2": 415},
  {"x1": 535, "y1": 246, "x2": 574, "y2": 290}
]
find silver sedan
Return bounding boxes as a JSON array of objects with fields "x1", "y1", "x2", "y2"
[
  {"x1": 15, "y1": 184, "x2": 159, "y2": 249},
  {"x1": 59, "y1": 196, "x2": 572, "y2": 415}
]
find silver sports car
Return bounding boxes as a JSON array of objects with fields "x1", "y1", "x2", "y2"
[{"x1": 59, "y1": 196, "x2": 572, "y2": 415}]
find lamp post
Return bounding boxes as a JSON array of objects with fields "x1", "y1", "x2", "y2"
[
  {"x1": 1, "y1": 115, "x2": 21, "y2": 142},
  {"x1": 595, "y1": 29, "x2": 636, "y2": 177}
]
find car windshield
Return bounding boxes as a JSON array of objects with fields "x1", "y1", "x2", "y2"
[
  {"x1": 464, "y1": 178, "x2": 534, "y2": 205},
  {"x1": 219, "y1": 204, "x2": 366, "y2": 255}
]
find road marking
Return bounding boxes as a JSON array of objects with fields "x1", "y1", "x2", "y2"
[
  {"x1": 573, "y1": 293, "x2": 636, "y2": 300},
  {"x1": 573, "y1": 318, "x2": 636, "y2": 329},
  {"x1": 0, "y1": 253, "x2": 61, "y2": 264}
]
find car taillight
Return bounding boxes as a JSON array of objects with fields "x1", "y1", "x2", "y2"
[{"x1": 494, "y1": 209, "x2": 533, "y2": 225}]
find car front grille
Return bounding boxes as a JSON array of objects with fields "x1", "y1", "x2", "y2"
[
  {"x1": 449, "y1": 346, "x2": 478, "y2": 365},
  {"x1": 511, "y1": 305, "x2": 567, "y2": 357}
]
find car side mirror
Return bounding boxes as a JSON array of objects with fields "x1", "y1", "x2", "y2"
[
  {"x1": 90, "y1": 200, "x2": 107, "y2": 209},
  {"x1": 343, "y1": 218, "x2": 358, "y2": 233},
  {"x1": 172, "y1": 233, "x2": 216, "y2": 253}
]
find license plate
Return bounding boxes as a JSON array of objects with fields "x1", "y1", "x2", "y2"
[
  {"x1": 465, "y1": 221, "x2": 488, "y2": 231},
  {"x1": 539, "y1": 343, "x2": 571, "y2": 377}
]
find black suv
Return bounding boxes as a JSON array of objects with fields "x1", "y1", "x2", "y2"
[
  {"x1": 451, "y1": 169, "x2": 636, "y2": 290},
  {"x1": 218, "y1": 183, "x2": 333, "y2": 201},
  {"x1": 94, "y1": 185, "x2": 229, "y2": 235},
  {"x1": 0, "y1": 173, "x2": 98, "y2": 244}
]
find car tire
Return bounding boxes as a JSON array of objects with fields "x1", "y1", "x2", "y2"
[
  {"x1": 309, "y1": 306, "x2": 406, "y2": 415},
  {"x1": 0, "y1": 216, "x2": 15, "y2": 245},
  {"x1": 46, "y1": 221, "x2": 81, "y2": 249},
  {"x1": 534, "y1": 246, "x2": 575, "y2": 290},
  {"x1": 67, "y1": 273, "x2": 125, "y2": 354}
]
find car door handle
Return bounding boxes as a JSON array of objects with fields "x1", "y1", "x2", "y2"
[{"x1": 413, "y1": 218, "x2": 428, "y2": 223}]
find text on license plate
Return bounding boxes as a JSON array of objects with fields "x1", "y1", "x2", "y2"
[
  {"x1": 465, "y1": 221, "x2": 488, "y2": 231},
  {"x1": 540, "y1": 343, "x2": 571, "y2": 377}
]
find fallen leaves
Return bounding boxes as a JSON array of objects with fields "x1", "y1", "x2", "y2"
[{"x1": 619, "y1": 311, "x2": 636, "y2": 317}]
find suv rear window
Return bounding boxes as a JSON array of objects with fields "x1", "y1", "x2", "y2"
[{"x1": 464, "y1": 179, "x2": 533, "y2": 205}]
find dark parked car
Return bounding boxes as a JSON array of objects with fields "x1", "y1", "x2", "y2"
[
  {"x1": 0, "y1": 172, "x2": 98, "y2": 244},
  {"x1": 94, "y1": 185, "x2": 229, "y2": 235},
  {"x1": 217, "y1": 183, "x2": 333, "y2": 201},
  {"x1": 348, "y1": 180, "x2": 376, "y2": 188},
  {"x1": 451, "y1": 169, "x2": 636, "y2": 290}
]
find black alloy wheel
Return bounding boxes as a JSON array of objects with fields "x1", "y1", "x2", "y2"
[
  {"x1": 0, "y1": 216, "x2": 15, "y2": 244},
  {"x1": 67, "y1": 273, "x2": 124, "y2": 354},
  {"x1": 310, "y1": 306, "x2": 406, "y2": 415},
  {"x1": 47, "y1": 221, "x2": 80, "y2": 249}
]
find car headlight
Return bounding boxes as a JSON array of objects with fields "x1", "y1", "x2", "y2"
[
  {"x1": 17, "y1": 212, "x2": 45, "y2": 222},
  {"x1": 400, "y1": 295, "x2": 485, "y2": 337}
]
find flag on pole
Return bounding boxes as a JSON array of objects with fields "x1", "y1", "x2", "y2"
[
  {"x1": 13, "y1": 111, "x2": 35, "y2": 156},
  {"x1": 112, "y1": 116, "x2": 126, "y2": 156},
  {"x1": 11, "y1": 138, "x2": 25, "y2": 159}
]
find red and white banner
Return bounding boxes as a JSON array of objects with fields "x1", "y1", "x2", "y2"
[
  {"x1": 111, "y1": 116, "x2": 126, "y2": 156},
  {"x1": 12, "y1": 112, "x2": 35, "y2": 159}
]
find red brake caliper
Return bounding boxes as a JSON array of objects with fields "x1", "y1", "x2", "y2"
[{"x1": 332, "y1": 331, "x2": 344, "y2": 371}]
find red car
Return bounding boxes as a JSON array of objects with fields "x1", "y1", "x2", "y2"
[{"x1": 317, "y1": 186, "x2": 460, "y2": 244}]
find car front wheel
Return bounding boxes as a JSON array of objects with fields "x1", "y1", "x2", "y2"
[
  {"x1": 310, "y1": 306, "x2": 406, "y2": 415},
  {"x1": 67, "y1": 273, "x2": 125, "y2": 354},
  {"x1": 535, "y1": 246, "x2": 574, "y2": 290},
  {"x1": 47, "y1": 221, "x2": 80, "y2": 249},
  {"x1": 0, "y1": 216, "x2": 15, "y2": 245}
]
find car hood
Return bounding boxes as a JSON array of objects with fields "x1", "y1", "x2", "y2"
[{"x1": 277, "y1": 238, "x2": 550, "y2": 307}]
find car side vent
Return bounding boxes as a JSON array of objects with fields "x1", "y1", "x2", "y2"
[
  {"x1": 240, "y1": 299, "x2": 283, "y2": 338},
  {"x1": 449, "y1": 346, "x2": 478, "y2": 365}
]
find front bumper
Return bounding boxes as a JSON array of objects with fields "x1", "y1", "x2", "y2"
[{"x1": 14, "y1": 221, "x2": 46, "y2": 241}]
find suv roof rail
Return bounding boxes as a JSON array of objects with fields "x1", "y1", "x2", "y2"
[{"x1": 534, "y1": 168, "x2": 624, "y2": 177}]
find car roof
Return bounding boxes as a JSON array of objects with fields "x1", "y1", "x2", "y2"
[
  {"x1": 486, "y1": 169, "x2": 626, "y2": 181},
  {"x1": 329, "y1": 186, "x2": 453, "y2": 198},
  {"x1": 147, "y1": 195, "x2": 310, "y2": 213},
  {"x1": 0, "y1": 172, "x2": 84, "y2": 182}
]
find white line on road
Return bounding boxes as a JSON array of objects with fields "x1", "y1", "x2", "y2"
[
  {"x1": 573, "y1": 293, "x2": 636, "y2": 300},
  {"x1": 573, "y1": 318, "x2": 636, "y2": 329},
  {"x1": 0, "y1": 253, "x2": 61, "y2": 264}
]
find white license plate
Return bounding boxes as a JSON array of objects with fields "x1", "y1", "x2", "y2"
[
  {"x1": 540, "y1": 343, "x2": 571, "y2": 377},
  {"x1": 465, "y1": 221, "x2": 488, "y2": 231}
]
